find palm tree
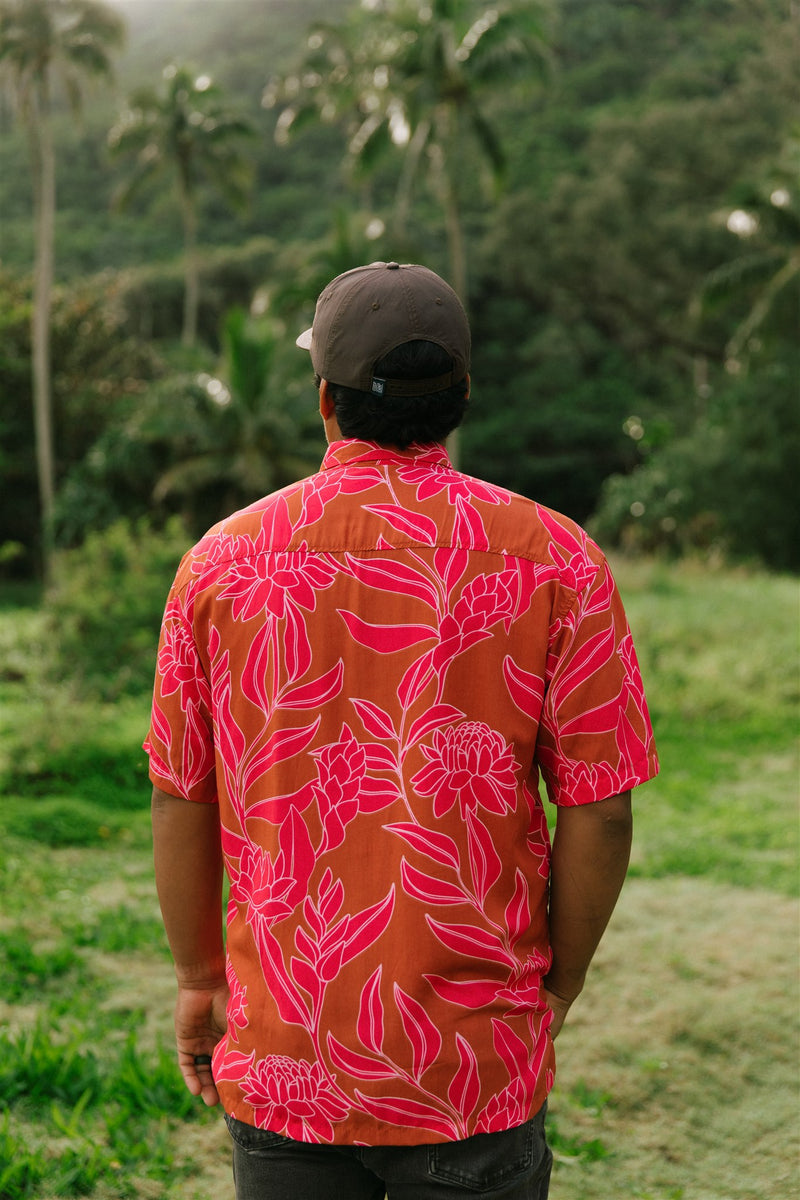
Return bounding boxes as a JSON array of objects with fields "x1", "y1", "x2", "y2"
[
  {"x1": 144, "y1": 308, "x2": 323, "y2": 528},
  {"x1": 0, "y1": 0, "x2": 125, "y2": 577},
  {"x1": 108, "y1": 65, "x2": 254, "y2": 347},
  {"x1": 267, "y1": 0, "x2": 547, "y2": 302}
]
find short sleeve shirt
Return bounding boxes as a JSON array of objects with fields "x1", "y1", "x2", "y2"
[{"x1": 146, "y1": 439, "x2": 658, "y2": 1145}]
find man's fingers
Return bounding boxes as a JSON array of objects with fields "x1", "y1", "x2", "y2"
[{"x1": 177, "y1": 1048, "x2": 221, "y2": 1106}]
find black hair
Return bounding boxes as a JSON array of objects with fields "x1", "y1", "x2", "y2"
[{"x1": 317, "y1": 340, "x2": 469, "y2": 449}]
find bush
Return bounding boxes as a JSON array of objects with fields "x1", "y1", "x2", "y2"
[
  {"x1": 591, "y1": 352, "x2": 800, "y2": 570},
  {"x1": 45, "y1": 517, "x2": 192, "y2": 700}
]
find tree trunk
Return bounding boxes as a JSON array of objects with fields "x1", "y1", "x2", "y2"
[
  {"x1": 30, "y1": 82, "x2": 57, "y2": 581},
  {"x1": 180, "y1": 176, "x2": 199, "y2": 347}
]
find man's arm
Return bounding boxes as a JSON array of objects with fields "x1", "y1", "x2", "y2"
[
  {"x1": 151, "y1": 785, "x2": 228, "y2": 1106},
  {"x1": 542, "y1": 790, "x2": 633, "y2": 1038}
]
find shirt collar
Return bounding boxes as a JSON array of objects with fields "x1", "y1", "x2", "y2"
[{"x1": 321, "y1": 439, "x2": 452, "y2": 472}]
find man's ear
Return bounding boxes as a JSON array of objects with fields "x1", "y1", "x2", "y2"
[
  {"x1": 319, "y1": 379, "x2": 335, "y2": 420},
  {"x1": 465, "y1": 372, "x2": 470, "y2": 400}
]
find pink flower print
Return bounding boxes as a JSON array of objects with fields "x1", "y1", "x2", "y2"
[
  {"x1": 157, "y1": 601, "x2": 201, "y2": 701},
  {"x1": 226, "y1": 960, "x2": 249, "y2": 1042},
  {"x1": 475, "y1": 1077, "x2": 530, "y2": 1134},
  {"x1": 313, "y1": 725, "x2": 368, "y2": 852},
  {"x1": 235, "y1": 844, "x2": 297, "y2": 925},
  {"x1": 300, "y1": 464, "x2": 384, "y2": 526},
  {"x1": 431, "y1": 572, "x2": 520, "y2": 677},
  {"x1": 412, "y1": 722, "x2": 520, "y2": 819},
  {"x1": 243, "y1": 1055, "x2": 349, "y2": 1141},
  {"x1": 398, "y1": 464, "x2": 507, "y2": 508},
  {"x1": 452, "y1": 572, "x2": 518, "y2": 635},
  {"x1": 219, "y1": 548, "x2": 336, "y2": 622},
  {"x1": 496, "y1": 950, "x2": 551, "y2": 1014}
]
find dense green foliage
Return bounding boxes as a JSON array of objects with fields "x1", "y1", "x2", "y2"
[{"x1": 0, "y1": 0, "x2": 798, "y2": 577}]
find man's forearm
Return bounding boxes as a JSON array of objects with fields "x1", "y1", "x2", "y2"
[
  {"x1": 151, "y1": 786, "x2": 226, "y2": 986},
  {"x1": 544, "y1": 790, "x2": 633, "y2": 1009}
]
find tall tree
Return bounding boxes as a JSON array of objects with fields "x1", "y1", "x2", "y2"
[
  {"x1": 108, "y1": 65, "x2": 254, "y2": 348},
  {"x1": 267, "y1": 0, "x2": 547, "y2": 302},
  {"x1": 0, "y1": 0, "x2": 124, "y2": 577}
]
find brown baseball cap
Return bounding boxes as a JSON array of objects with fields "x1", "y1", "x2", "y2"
[{"x1": 296, "y1": 261, "x2": 470, "y2": 397}]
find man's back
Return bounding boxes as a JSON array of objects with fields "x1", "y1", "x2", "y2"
[{"x1": 147, "y1": 438, "x2": 656, "y2": 1144}]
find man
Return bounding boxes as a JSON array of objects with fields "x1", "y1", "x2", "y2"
[{"x1": 147, "y1": 261, "x2": 658, "y2": 1199}]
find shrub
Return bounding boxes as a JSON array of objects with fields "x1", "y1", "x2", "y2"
[
  {"x1": 44, "y1": 517, "x2": 191, "y2": 700},
  {"x1": 591, "y1": 351, "x2": 800, "y2": 570}
]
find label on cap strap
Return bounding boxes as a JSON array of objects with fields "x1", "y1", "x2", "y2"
[{"x1": 370, "y1": 371, "x2": 456, "y2": 398}]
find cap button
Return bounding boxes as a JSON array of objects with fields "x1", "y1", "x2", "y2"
[{"x1": 386, "y1": 262, "x2": 400, "y2": 270}]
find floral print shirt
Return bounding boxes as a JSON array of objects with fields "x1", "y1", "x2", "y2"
[{"x1": 146, "y1": 439, "x2": 658, "y2": 1145}]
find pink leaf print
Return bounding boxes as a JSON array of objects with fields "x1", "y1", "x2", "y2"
[
  {"x1": 354, "y1": 1092, "x2": 459, "y2": 1141},
  {"x1": 466, "y1": 812, "x2": 503, "y2": 904},
  {"x1": 258, "y1": 492, "x2": 294, "y2": 548},
  {"x1": 283, "y1": 602, "x2": 313, "y2": 685},
  {"x1": 241, "y1": 621, "x2": 274, "y2": 711},
  {"x1": 338, "y1": 887, "x2": 396, "y2": 969},
  {"x1": 319, "y1": 870, "x2": 345, "y2": 925},
  {"x1": 242, "y1": 718, "x2": 321, "y2": 795},
  {"x1": 246, "y1": 780, "x2": 317, "y2": 824},
  {"x1": 385, "y1": 823, "x2": 461, "y2": 870},
  {"x1": 280, "y1": 660, "x2": 344, "y2": 710},
  {"x1": 327, "y1": 1035, "x2": 396, "y2": 1081},
  {"x1": 357, "y1": 966, "x2": 385, "y2": 1055},
  {"x1": 364, "y1": 504, "x2": 438, "y2": 545},
  {"x1": 394, "y1": 984, "x2": 442, "y2": 1081},
  {"x1": 364, "y1": 744, "x2": 399, "y2": 772},
  {"x1": 343, "y1": 555, "x2": 440, "y2": 609},
  {"x1": 253, "y1": 923, "x2": 312, "y2": 1028},
  {"x1": 448, "y1": 1033, "x2": 481, "y2": 1124},
  {"x1": 352, "y1": 698, "x2": 399, "y2": 741},
  {"x1": 548, "y1": 625, "x2": 616, "y2": 710},
  {"x1": 397, "y1": 648, "x2": 435, "y2": 709},
  {"x1": 211, "y1": 1047, "x2": 255, "y2": 1083},
  {"x1": 503, "y1": 656, "x2": 545, "y2": 716},
  {"x1": 401, "y1": 860, "x2": 469, "y2": 907},
  {"x1": 339, "y1": 611, "x2": 437, "y2": 654},
  {"x1": 558, "y1": 688, "x2": 626, "y2": 737},
  {"x1": 276, "y1": 806, "x2": 316, "y2": 908},
  {"x1": 454, "y1": 493, "x2": 490, "y2": 551},
  {"x1": 491, "y1": 1017, "x2": 530, "y2": 1079},
  {"x1": 434, "y1": 546, "x2": 469, "y2": 595},
  {"x1": 425, "y1": 974, "x2": 501, "y2": 1010},
  {"x1": 405, "y1": 704, "x2": 466, "y2": 750},
  {"x1": 427, "y1": 918, "x2": 513, "y2": 968},
  {"x1": 505, "y1": 869, "x2": 531, "y2": 951},
  {"x1": 180, "y1": 699, "x2": 214, "y2": 793},
  {"x1": 616, "y1": 707, "x2": 648, "y2": 764}
]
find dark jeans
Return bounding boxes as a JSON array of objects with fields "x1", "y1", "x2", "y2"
[{"x1": 225, "y1": 1104, "x2": 552, "y2": 1200}]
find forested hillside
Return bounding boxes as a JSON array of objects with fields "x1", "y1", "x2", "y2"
[{"x1": 1, "y1": 0, "x2": 797, "y2": 579}]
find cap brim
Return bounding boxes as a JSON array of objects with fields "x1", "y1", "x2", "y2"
[{"x1": 296, "y1": 327, "x2": 313, "y2": 350}]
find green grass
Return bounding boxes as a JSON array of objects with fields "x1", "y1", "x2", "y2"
[
  {"x1": 613, "y1": 558, "x2": 799, "y2": 895},
  {"x1": 0, "y1": 557, "x2": 797, "y2": 1199}
]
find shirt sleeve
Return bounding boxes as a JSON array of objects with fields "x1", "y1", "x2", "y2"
[
  {"x1": 144, "y1": 583, "x2": 217, "y2": 803},
  {"x1": 536, "y1": 554, "x2": 658, "y2": 806}
]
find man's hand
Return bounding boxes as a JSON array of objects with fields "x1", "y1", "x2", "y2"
[
  {"x1": 175, "y1": 980, "x2": 229, "y2": 1106},
  {"x1": 542, "y1": 988, "x2": 573, "y2": 1040}
]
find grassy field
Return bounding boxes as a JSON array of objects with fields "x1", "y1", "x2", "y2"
[{"x1": 0, "y1": 558, "x2": 797, "y2": 1199}]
